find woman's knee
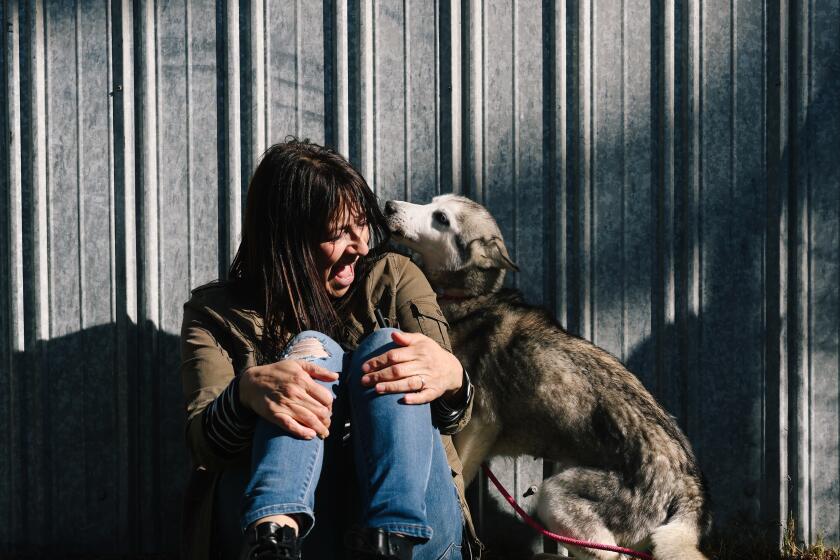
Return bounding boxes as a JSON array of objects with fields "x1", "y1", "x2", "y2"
[
  {"x1": 346, "y1": 327, "x2": 401, "y2": 385},
  {"x1": 282, "y1": 330, "x2": 342, "y2": 361},
  {"x1": 359, "y1": 327, "x2": 400, "y2": 351},
  {"x1": 354, "y1": 327, "x2": 400, "y2": 361}
]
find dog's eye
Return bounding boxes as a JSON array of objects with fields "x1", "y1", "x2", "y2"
[{"x1": 433, "y1": 211, "x2": 450, "y2": 227}]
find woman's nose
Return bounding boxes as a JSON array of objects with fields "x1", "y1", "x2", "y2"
[
  {"x1": 351, "y1": 227, "x2": 369, "y2": 256},
  {"x1": 355, "y1": 236, "x2": 369, "y2": 256}
]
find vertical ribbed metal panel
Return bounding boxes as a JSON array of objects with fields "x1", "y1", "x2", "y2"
[{"x1": 1, "y1": 0, "x2": 838, "y2": 556}]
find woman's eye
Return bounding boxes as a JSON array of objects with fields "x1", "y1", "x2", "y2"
[
  {"x1": 433, "y1": 211, "x2": 449, "y2": 227},
  {"x1": 326, "y1": 220, "x2": 365, "y2": 242}
]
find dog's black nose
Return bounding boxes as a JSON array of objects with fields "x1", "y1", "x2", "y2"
[{"x1": 384, "y1": 200, "x2": 398, "y2": 215}]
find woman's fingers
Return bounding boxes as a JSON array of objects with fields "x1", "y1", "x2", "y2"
[
  {"x1": 389, "y1": 330, "x2": 425, "y2": 347},
  {"x1": 276, "y1": 389, "x2": 332, "y2": 424},
  {"x1": 401, "y1": 388, "x2": 438, "y2": 405},
  {"x1": 297, "y1": 360, "x2": 339, "y2": 382},
  {"x1": 372, "y1": 374, "x2": 440, "y2": 397},
  {"x1": 361, "y1": 361, "x2": 418, "y2": 386},
  {"x1": 361, "y1": 346, "x2": 415, "y2": 373},
  {"x1": 297, "y1": 373, "x2": 336, "y2": 408},
  {"x1": 263, "y1": 393, "x2": 330, "y2": 438},
  {"x1": 285, "y1": 401, "x2": 331, "y2": 438},
  {"x1": 271, "y1": 411, "x2": 317, "y2": 440}
]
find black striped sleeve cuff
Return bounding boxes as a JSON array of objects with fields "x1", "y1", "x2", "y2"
[
  {"x1": 202, "y1": 376, "x2": 257, "y2": 457},
  {"x1": 431, "y1": 367, "x2": 473, "y2": 428}
]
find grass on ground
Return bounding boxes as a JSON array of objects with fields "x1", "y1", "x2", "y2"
[{"x1": 701, "y1": 516, "x2": 840, "y2": 559}]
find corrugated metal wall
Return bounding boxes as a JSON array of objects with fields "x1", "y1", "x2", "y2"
[{"x1": 1, "y1": 0, "x2": 838, "y2": 557}]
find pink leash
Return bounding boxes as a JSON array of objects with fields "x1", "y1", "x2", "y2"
[{"x1": 481, "y1": 464, "x2": 654, "y2": 560}]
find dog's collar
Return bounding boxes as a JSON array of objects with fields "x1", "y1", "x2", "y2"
[{"x1": 435, "y1": 288, "x2": 474, "y2": 302}]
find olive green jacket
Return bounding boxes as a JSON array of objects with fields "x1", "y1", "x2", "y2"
[{"x1": 180, "y1": 252, "x2": 480, "y2": 559}]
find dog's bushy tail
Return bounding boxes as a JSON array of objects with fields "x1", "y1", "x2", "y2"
[{"x1": 650, "y1": 518, "x2": 707, "y2": 560}]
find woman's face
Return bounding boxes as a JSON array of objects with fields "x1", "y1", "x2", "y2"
[{"x1": 317, "y1": 209, "x2": 370, "y2": 299}]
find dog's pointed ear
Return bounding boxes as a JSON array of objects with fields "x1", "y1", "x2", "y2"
[{"x1": 471, "y1": 237, "x2": 519, "y2": 272}]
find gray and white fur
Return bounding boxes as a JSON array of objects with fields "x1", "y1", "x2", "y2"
[{"x1": 385, "y1": 194, "x2": 711, "y2": 560}]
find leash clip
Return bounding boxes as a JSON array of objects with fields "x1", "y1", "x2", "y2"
[{"x1": 374, "y1": 308, "x2": 391, "y2": 329}]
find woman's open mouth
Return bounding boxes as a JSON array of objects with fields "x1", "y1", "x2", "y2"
[{"x1": 331, "y1": 261, "x2": 356, "y2": 287}]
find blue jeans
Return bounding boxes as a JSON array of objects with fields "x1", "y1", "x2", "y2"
[{"x1": 216, "y1": 328, "x2": 463, "y2": 559}]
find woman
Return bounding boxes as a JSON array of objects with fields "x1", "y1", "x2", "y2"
[{"x1": 180, "y1": 139, "x2": 480, "y2": 560}]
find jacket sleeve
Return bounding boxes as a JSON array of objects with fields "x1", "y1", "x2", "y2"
[
  {"x1": 394, "y1": 258, "x2": 473, "y2": 434},
  {"x1": 181, "y1": 298, "x2": 253, "y2": 471}
]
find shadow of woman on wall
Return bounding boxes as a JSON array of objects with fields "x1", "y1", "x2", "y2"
[{"x1": 3, "y1": 319, "x2": 185, "y2": 558}]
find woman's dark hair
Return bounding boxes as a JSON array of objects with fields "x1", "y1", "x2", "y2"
[{"x1": 229, "y1": 138, "x2": 389, "y2": 359}]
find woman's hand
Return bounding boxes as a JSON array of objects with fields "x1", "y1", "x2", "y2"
[
  {"x1": 360, "y1": 331, "x2": 464, "y2": 405},
  {"x1": 239, "y1": 360, "x2": 339, "y2": 439}
]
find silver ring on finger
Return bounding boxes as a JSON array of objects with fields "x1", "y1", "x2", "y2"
[{"x1": 416, "y1": 375, "x2": 426, "y2": 392}]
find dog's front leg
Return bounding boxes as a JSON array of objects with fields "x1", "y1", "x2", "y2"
[{"x1": 453, "y1": 414, "x2": 500, "y2": 486}]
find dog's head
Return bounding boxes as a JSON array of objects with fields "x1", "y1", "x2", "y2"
[{"x1": 384, "y1": 194, "x2": 518, "y2": 295}]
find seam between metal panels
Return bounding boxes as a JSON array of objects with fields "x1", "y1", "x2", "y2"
[
  {"x1": 43, "y1": 0, "x2": 53, "y2": 341},
  {"x1": 106, "y1": 0, "x2": 116, "y2": 324},
  {"x1": 335, "y1": 0, "x2": 349, "y2": 156},
  {"x1": 558, "y1": 0, "x2": 567, "y2": 326},
  {"x1": 104, "y1": 0, "x2": 119, "y2": 534},
  {"x1": 404, "y1": 0, "x2": 410, "y2": 201},
  {"x1": 730, "y1": 0, "x2": 736, "y2": 208},
  {"x1": 111, "y1": 0, "x2": 139, "y2": 542},
  {"x1": 433, "y1": 0, "x2": 439, "y2": 194},
  {"x1": 186, "y1": 0, "x2": 193, "y2": 292},
  {"x1": 38, "y1": 0, "x2": 54, "y2": 540},
  {"x1": 806, "y1": 0, "x2": 813, "y2": 527},
  {"x1": 74, "y1": 0, "x2": 91, "y2": 522},
  {"x1": 806, "y1": 0, "x2": 814, "y2": 534},
  {"x1": 152, "y1": 0, "x2": 165, "y2": 540},
  {"x1": 586, "y1": 0, "x2": 601, "y2": 344},
  {"x1": 2, "y1": 0, "x2": 19, "y2": 543},
  {"x1": 620, "y1": 0, "x2": 627, "y2": 361},
  {"x1": 759, "y1": 0, "x2": 767, "y2": 521},
  {"x1": 373, "y1": 1, "x2": 378, "y2": 194},
  {"x1": 263, "y1": 0, "x2": 268, "y2": 150},
  {"x1": 762, "y1": 0, "x2": 790, "y2": 540},
  {"x1": 264, "y1": 0, "x2": 271, "y2": 145},
  {"x1": 788, "y1": 0, "x2": 811, "y2": 543},
  {"x1": 140, "y1": 0, "x2": 160, "y2": 329},
  {"x1": 295, "y1": 0, "x2": 301, "y2": 137},
  {"x1": 359, "y1": 0, "x2": 375, "y2": 189},
  {"x1": 680, "y1": 0, "x2": 702, "y2": 435},
  {"x1": 480, "y1": 1, "x2": 486, "y2": 204},
  {"x1": 656, "y1": 0, "x2": 676, "y2": 399},
  {"x1": 75, "y1": 0, "x2": 85, "y2": 331},
  {"x1": 155, "y1": 0, "x2": 163, "y2": 328},
  {"x1": 448, "y1": 0, "x2": 462, "y2": 194},
  {"x1": 34, "y1": 0, "x2": 50, "y2": 343},
  {"x1": 512, "y1": 0, "x2": 518, "y2": 289},
  {"x1": 693, "y1": 0, "x2": 704, "y2": 435},
  {"x1": 697, "y1": 0, "x2": 704, "y2": 352},
  {"x1": 589, "y1": 0, "x2": 596, "y2": 344},
  {"x1": 7, "y1": 3, "x2": 24, "y2": 353},
  {"x1": 582, "y1": 0, "x2": 593, "y2": 341},
  {"x1": 249, "y1": 0, "x2": 266, "y2": 158},
  {"x1": 224, "y1": 0, "x2": 242, "y2": 269}
]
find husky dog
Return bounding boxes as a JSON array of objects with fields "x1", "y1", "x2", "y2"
[{"x1": 384, "y1": 195, "x2": 710, "y2": 560}]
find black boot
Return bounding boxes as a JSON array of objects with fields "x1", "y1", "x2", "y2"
[
  {"x1": 344, "y1": 527, "x2": 418, "y2": 560},
  {"x1": 239, "y1": 522, "x2": 302, "y2": 560}
]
